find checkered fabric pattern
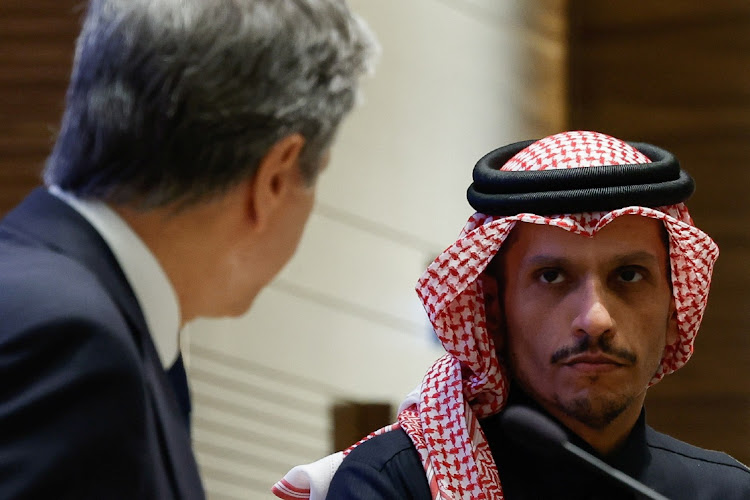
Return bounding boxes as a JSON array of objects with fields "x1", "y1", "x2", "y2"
[{"x1": 272, "y1": 131, "x2": 719, "y2": 500}]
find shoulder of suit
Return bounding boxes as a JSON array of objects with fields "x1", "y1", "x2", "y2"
[
  {"x1": 1, "y1": 245, "x2": 116, "y2": 305},
  {"x1": 341, "y1": 427, "x2": 420, "y2": 473},
  {"x1": 645, "y1": 425, "x2": 750, "y2": 476},
  {"x1": 0, "y1": 242, "x2": 129, "y2": 338}
]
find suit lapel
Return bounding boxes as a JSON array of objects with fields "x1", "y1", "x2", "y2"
[
  {"x1": 2, "y1": 188, "x2": 205, "y2": 499},
  {"x1": 143, "y1": 339, "x2": 205, "y2": 499}
]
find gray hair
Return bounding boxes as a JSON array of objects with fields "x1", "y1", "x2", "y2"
[{"x1": 44, "y1": 0, "x2": 378, "y2": 208}]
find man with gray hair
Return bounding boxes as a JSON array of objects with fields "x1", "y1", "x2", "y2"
[{"x1": 0, "y1": 0, "x2": 378, "y2": 498}]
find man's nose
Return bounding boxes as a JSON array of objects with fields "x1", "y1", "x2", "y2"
[{"x1": 571, "y1": 278, "x2": 615, "y2": 339}]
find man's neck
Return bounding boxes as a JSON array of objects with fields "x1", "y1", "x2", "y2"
[
  {"x1": 559, "y1": 404, "x2": 643, "y2": 456},
  {"x1": 112, "y1": 201, "x2": 241, "y2": 326}
]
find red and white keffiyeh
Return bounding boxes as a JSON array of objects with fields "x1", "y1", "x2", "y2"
[{"x1": 272, "y1": 131, "x2": 719, "y2": 500}]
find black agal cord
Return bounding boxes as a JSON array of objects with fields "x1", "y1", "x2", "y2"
[{"x1": 467, "y1": 140, "x2": 694, "y2": 216}]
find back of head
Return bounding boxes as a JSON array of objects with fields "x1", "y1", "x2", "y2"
[{"x1": 44, "y1": 0, "x2": 378, "y2": 208}]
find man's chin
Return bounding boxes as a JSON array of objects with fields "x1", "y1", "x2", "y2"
[{"x1": 558, "y1": 394, "x2": 630, "y2": 430}]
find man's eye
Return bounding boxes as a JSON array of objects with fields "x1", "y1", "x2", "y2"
[
  {"x1": 619, "y1": 268, "x2": 643, "y2": 283},
  {"x1": 540, "y1": 270, "x2": 563, "y2": 284}
]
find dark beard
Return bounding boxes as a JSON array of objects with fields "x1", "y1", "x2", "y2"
[
  {"x1": 507, "y1": 351, "x2": 635, "y2": 430},
  {"x1": 555, "y1": 393, "x2": 631, "y2": 429}
]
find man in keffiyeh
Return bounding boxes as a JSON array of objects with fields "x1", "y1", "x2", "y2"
[{"x1": 273, "y1": 131, "x2": 750, "y2": 499}]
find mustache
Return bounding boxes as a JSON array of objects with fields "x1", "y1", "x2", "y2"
[{"x1": 550, "y1": 335, "x2": 637, "y2": 365}]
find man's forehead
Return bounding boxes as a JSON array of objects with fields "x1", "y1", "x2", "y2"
[{"x1": 495, "y1": 215, "x2": 668, "y2": 266}]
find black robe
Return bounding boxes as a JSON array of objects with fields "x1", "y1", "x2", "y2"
[{"x1": 327, "y1": 388, "x2": 750, "y2": 499}]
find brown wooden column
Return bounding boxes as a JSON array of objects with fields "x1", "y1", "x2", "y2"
[
  {"x1": 521, "y1": 0, "x2": 750, "y2": 464},
  {"x1": 332, "y1": 401, "x2": 392, "y2": 452},
  {"x1": 0, "y1": 1, "x2": 79, "y2": 216}
]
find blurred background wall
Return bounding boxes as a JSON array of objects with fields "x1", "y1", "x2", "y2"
[
  {"x1": 1, "y1": 1, "x2": 748, "y2": 499},
  {"x1": 184, "y1": 2, "x2": 529, "y2": 496}
]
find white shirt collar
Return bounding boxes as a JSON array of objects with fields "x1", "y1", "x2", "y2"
[{"x1": 49, "y1": 186, "x2": 180, "y2": 368}]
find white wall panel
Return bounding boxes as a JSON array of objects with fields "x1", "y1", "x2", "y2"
[
  {"x1": 188, "y1": 286, "x2": 445, "y2": 404},
  {"x1": 276, "y1": 211, "x2": 430, "y2": 328},
  {"x1": 187, "y1": 287, "x2": 445, "y2": 497},
  {"x1": 187, "y1": 1, "x2": 523, "y2": 497},
  {"x1": 320, "y1": 0, "x2": 526, "y2": 247},
  {"x1": 446, "y1": 0, "x2": 524, "y2": 23}
]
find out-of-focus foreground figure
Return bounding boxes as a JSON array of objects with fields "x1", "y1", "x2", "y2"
[{"x1": 0, "y1": 1, "x2": 377, "y2": 498}]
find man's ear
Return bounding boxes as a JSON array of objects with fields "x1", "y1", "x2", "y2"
[
  {"x1": 666, "y1": 299, "x2": 679, "y2": 347},
  {"x1": 246, "y1": 133, "x2": 305, "y2": 232}
]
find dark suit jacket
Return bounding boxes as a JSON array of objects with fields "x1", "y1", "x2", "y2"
[{"x1": 0, "y1": 188, "x2": 205, "y2": 499}]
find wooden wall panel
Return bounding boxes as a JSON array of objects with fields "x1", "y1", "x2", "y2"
[
  {"x1": 332, "y1": 402, "x2": 393, "y2": 453},
  {"x1": 516, "y1": 0, "x2": 570, "y2": 137},
  {"x1": 522, "y1": 0, "x2": 750, "y2": 464},
  {"x1": 0, "y1": 1, "x2": 79, "y2": 216}
]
